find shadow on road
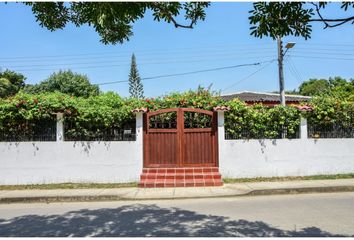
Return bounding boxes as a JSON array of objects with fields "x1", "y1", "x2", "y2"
[{"x1": 0, "y1": 204, "x2": 348, "y2": 237}]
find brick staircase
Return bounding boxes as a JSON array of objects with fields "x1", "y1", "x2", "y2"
[{"x1": 138, "y1": 167, "x2": 223, "y2": 188}]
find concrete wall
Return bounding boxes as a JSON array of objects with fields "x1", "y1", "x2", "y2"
[
  {"x1": 216, "y1": 111, "x2": 354, "y2": 179},
  {"x1": 1, "y1": 110, "x2": 353, "y2": 185},
  {"x1": 0, "y1": 141, "x2": 141, "y2": 185},
  {"x1": 0, "y1": 112, "x2": 144, "y2": 185},
  {"x1": 219, "y1": 138, "x2": 354, "y2": 178}
]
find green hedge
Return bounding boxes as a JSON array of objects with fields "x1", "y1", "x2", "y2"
[
  {"x1": 225, "y1": 99, "x2": 300, "y2": 139},
  {"x1": 304, "y1": 96, "x2": 354, "y2": 138},
  {"x1": 0, "y1": 89, "x2": 352, "y2": 140}
]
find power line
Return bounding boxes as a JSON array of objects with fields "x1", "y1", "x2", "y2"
[
  {"x1": 221, "y1": 59, "x2": 276, "y2": 93},
  {"x1": 3, "y1": 52, "x2": 276, "y2": 69},
  {"x1": 292, "y1": 50, "x2": 354, "y2": 56},
  {"x1": 8, "y1": 56, "x2": 276, "y2": 72},
  {"x1": 296, "y1": 42, "x2": 354, "y2": 47},
  {"x1": 284, "y1": 57, "x2": 303, "y2": 85},
  {"x1": 294, "y1": 47, "x2": 354, "y2": 53},
  {"x1": 289, "y1": 55, "x2": 354, "y2": 61},
  {"x1": 288, "y1": 57, "x2": 305, "y2": 83},
  {"x1": 0, "y1": 48, "x2": 276, "y2": 64},
  {"x1": 97, "y1": 61, "x2": 269, "y2": 86},
  {"x1": 0, "y1": 44, "x2": 275, "y2": 61}
]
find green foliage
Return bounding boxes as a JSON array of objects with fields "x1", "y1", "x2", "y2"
[
  {"x1": 0, "y1": 92, "x2": 77, "y2": 140},
  {"x1": 26, "y1": 2, "x2": 209, "y2": 44},
  {"x1": 249, "y1": 2, "x2": 354, "y2": 39},
  {"x1": 128, "y1": 54, "x2": 144, "y2": 99},
  {"x1": 24, "y1": 70, "x2": 100, "y2": 98},
  {"x1": 305, "y1": 95, "x2": 354, "y2": 132},
  {"x1": 17, "y1": 2, "x2": 354, "y2": 44},
  {"x1": 0, "y1": 91, "x2": 131, "y2": 140},
  {"x1": 0, "y1": 87, "x2": 352, "y2": 140},
  {"x1": 140, "y1": 86, "x2": 224, "y2": 111},
  {"x1": 64, "y1": 92, "x2": 134, "y2": 140},
  {"x1": 299, "y1": 77, "x2": 354, "y2": 99},
  {"x1": 299, "y1": 79, "x2": 330, "y2": 96},
  {"x1": 225, "y1": 99, "x2": 300, "y2": 139},
  {"x1": 0, "y1": 70, "x2": 26, "y2": 98},
  {"x1": 249, "y1": 2, "x2": 314, "y2": 39}
]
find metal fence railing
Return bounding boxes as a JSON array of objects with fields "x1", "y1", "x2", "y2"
[
  {"x1": 0, "y1": 119, "x2": 57, "y2": 142},
  {"x1": 63, "y1": 121, "x2": 136, "y2": 141},
  {"x1": 308, "y1": 124, "x2": 354, "y2": 139},
  {"x1": 225, "y1": 128, "x2": 300, "y2": 140}
]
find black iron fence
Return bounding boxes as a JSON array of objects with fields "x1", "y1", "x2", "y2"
[
  {"x1": 63, "y1": 120, "x2": 136, "y2": 141},
  {"x1": 0, "y1": 119, "x2": 56, "y2": 142},
  {"x1": 308, "y1": 124, "x2": 354, "y2": 139},
  {"x1": 225, "y1": 127, "x2": 300, "y2": 140}
]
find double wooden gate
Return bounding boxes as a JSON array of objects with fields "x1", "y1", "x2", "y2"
[{"x1": 143, "y1": 108, "x2": 218, "y2": 168}]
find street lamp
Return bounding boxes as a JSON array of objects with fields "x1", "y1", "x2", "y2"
[
  {"x1": 284, "y1": 42, "x2": 296, "y2": 56},
  {"x1": 277, "y1": 38, "x2": 296, "y2": 107}
]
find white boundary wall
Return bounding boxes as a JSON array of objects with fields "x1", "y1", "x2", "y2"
[
  {"x1": 0, "y1": 112, "x2": 143, "y2": 185},
  {"x1": 1, "y1": 111, "x2": 353, "y2": 185},
  {"x1": 219, "y1": 138, "x2": 354, "y2": 178},
  {"x1": 217, "y1": 111, "x2": 354, "y2": 178}
]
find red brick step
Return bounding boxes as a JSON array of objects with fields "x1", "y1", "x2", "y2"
[{"x1": 139, "y1": 167, "x2": 223, "y2": 188}]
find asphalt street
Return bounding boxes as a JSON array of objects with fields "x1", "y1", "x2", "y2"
[{"x1": 0, "y1": 192, "x2": 353, "y2": 237}]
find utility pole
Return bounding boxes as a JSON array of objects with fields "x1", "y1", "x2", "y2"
[{"x1": 277, "y1": 36, "x2": 286, "y2": 106}]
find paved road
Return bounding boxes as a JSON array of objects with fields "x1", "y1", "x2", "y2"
[{"x1": 0, "y1": 192, "x2": 353, "y2": 237}]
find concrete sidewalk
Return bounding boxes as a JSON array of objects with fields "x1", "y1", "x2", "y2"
[{"x1": 1, "y1": 179, "x2": 354, "y2": 204}]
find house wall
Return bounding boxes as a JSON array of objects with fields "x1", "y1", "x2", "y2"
[{"x1": 218, "y1": 138, "x2": 354, "y2": 178}]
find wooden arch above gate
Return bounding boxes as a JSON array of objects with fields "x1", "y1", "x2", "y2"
[{"x1": 143, "y1": 108, "x2": 218, "y2": 168}]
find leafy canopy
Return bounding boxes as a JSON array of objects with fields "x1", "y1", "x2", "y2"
[
  {"x1": 299, "y1": 77, "x2": 354, "y2": 100},
  {"x1": 24, "y1": 70, "x2": 100, "y2": 98},
  {"x1": 249, "y1": 2, "x2": 354, "y2": 39},
  {"x1": 0, "y1": 70, "x2": 26, "y2": 98},
  {"x1": 27, "y1": 2, "x2": 210, "y2": 44},
  {"x1": 22, "y1": 2, "x2": 353, "y2": 44}
]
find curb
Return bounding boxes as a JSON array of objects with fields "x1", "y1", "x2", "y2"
[{"x1": 1, "y1": 185, "x2": 354, "y2": 204}]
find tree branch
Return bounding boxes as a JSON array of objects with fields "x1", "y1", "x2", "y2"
[
  {"x1": 310, "y1": 2, "x2": 354, "y2": 28},
  {"x1": 150, "y1": 3, "x2": 195, "y2": 29}
]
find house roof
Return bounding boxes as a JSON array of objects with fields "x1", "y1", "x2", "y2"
[{"x1": 220, "y1": 91, "x2": 312, "y2": 102}]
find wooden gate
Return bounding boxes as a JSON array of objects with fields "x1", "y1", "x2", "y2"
[{"x1": 143, "y1": 108, "x2": 218, "y2": 168}]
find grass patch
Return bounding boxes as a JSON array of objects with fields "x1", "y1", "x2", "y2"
[
  {"x1": 0, "y1": 182, "x2": 138, "y2": 191},
  {"x1": 1, "y1": 174, "x2": 353, "y2": 190},
  {"x1": 223, "y1": 173, "x2": 354, "y2": 184}
]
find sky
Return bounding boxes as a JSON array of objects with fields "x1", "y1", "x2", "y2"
[{"x1": 0, "y1": 2, "x2": 353, "y2": 98}]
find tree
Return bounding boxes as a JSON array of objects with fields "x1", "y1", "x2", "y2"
[
  {"x1": 26, "y1": 2, "x2": 209, "y2": 44},
  {"x1": 0, "y1": 70, "x2": 26, "y2": 98},
  {"x1": 298, "y1": 77, "x2": 354, "y2": 99},
  {"x1": 249, "y1": 2, "x2": 354, "y2": 40},
  {"x1": 24, "y1": 70, "x2": 100, "y2": 97},
  {"x1": 128, "y1": 54, "x2": 144, "y2": 99},
  {"x1": 299, "y1": 79, "x2": 330, "y2": 96},
  {"x1": 23, "y1": 2, "x2": 352, "y2": 44}
]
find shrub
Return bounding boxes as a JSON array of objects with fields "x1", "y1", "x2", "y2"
[{"x1": 225, "y1": 99, "x2": 300, "y2": 139}]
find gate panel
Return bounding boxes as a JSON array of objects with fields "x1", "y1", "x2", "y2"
[
  {"x1": 147, "y1": 132, "x2": 178, "y2": 167},
  {"x1": 143, "y1": 108, "x2": 218, "y2": 168},
  {"x1": 183, "y1": 131, "x2": 215, "y2": 165},
  {"x1": 144, "y1": 109, "x2": 179, "y2": 167}
]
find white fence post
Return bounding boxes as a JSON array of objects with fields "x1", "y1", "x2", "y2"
[
  {"x1": 56, "y1": 112, "x2": 64, "y2": 142},
  {"x1": 135, "y1": 112, "x2": 143, "y2": 151},
  {"x1": 217, "y1": 110, "x2": 225, "y2": 144},
  {"x1": 300, "y1": 116, "x2": 308, "y2": 140},
  {"x1": 214, "y1": 106, "x2": 230, "y2": 171},
  {"x1": 133, "y1": 109, "x2": 145, "y2": 173}
]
